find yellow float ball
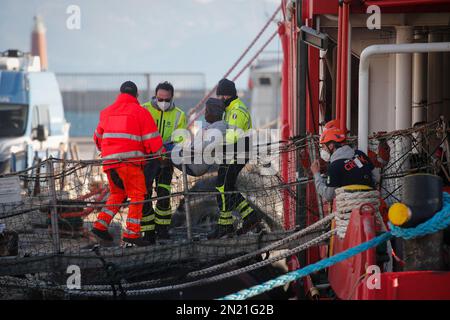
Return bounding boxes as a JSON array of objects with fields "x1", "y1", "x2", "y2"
[{"x1": 388, "y1": 203, "x2": 412, "y2": 226}]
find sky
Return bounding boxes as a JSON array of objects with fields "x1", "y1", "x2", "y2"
[{"x1": 0, "y1": 0, "x2": 282, "y2": 89}]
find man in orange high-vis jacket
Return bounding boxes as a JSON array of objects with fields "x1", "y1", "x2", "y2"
[{"x1": 92, "y1": 81, "x2": 165, "y2": 247}]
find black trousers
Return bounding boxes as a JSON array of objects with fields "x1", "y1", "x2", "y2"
[
  {"x1": 215, "y1": 161, "x2": 254, "y2": 226},
  {"x1": 141, "y1": 159, "x2": 160, "y2": 232},
  {"x1": 142, "y1": 159, "x2": 174, "y2": 228}
]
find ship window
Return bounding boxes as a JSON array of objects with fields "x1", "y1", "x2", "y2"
[{"x1": 259, "y1": 77, "x2": 271, "y2": 86}]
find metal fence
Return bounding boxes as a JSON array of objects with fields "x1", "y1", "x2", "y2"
[{"x1": 0, "y1": 136, "x2": 300, "y2": 299}]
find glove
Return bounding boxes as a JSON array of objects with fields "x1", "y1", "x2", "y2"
[{"x1": 164, "y1": 142, "x2": 175, "y2": 152}]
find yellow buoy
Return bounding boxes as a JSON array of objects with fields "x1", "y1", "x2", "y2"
[{"x1": 388, "y1": 203, "x2": 412, "y2": 226}]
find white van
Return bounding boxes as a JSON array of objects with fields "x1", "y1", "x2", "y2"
[{"x1": 0, "y1": 50, "x2": 69, "y2": 174}]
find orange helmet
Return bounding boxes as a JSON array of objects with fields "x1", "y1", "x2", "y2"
[
  {"x1": 319, "y1": 127, "x2": 346, "y2": 144},
  {"x1": 324, "y1": 119, "x2": 340, "y2": 132}
]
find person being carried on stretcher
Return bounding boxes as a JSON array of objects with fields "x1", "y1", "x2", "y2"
[{"x1": 171, "y1": 98, "x2": 227, "y2": 176}]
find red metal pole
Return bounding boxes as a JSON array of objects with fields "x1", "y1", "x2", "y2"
[
  {"x1": 306, "y1": 19, "x2": 321, "y2": 264},
  {"x1": 340, "y1": 2, "x2": 349, "y2": 132},
  {"x1": 336, "y1": 5, "x2": 343, "y2": 121},
  {"x1": 279, "y1": 22, "x2": 292, "y2": 230}
]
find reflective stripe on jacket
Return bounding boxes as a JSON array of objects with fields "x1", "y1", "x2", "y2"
[
  {"x1": 94, "y1": 93, "x2": 164, "y2": 171},
  {"x1": 142, "y1": 101, "x2": 187, "y2": 143}
]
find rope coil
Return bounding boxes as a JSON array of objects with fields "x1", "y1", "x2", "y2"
[{"x1": 335, "y1": 188, "x2": 380, "y2": 239}]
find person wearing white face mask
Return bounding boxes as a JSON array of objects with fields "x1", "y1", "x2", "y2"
[
  {"x1": 141, "y1": 82, "x2": 187, "y2": 241},
  {"x1": 318, "y1": 119, "x2": 385, "y2": 183},
  {"x1": 310, "y1": 127, "x2": 376, "y2": 203},
  {"x1": 320, "y1": 147, "x2": 332, "y2": 163}
]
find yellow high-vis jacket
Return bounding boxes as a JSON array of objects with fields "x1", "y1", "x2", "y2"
[
  {"x1": 224, "y1": 98, "x2": 252, "y2": 144},
  {"x1": 142, "y1": 101, "x2": 187, "y2": 144}
]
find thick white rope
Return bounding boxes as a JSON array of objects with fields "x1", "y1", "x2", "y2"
[
  {"x1": 335, "y1": 188, "x2": 380, "y2": 239},
  {"x1": 334, "y1": 187, "x2": 393, "y2": 271}
]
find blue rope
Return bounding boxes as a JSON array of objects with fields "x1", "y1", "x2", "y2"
[
  {"x1": 389, "y1": 192, "x2": 450, "y2": 240},
  {"x1": 220, "y1": 193, "x2": 450, "y2": 300},
  {"x1": 219, "y1": 232, "x2": 392, "y2": 300}
]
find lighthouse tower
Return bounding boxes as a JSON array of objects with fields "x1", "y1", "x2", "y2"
[{"x1": 31, "y1": 15, "x2": 48, "y2": 70}]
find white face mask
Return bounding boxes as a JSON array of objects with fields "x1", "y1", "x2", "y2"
[
  {"x1": 320, "y1": 148, "x2": 331, "y2": 162},
  {"x1": 157, "y1": 101, "x2": 171, "y2": 111}
]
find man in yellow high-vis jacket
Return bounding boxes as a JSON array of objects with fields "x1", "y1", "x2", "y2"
[
  {"x1": 141, "y1": 81, "x2": 186, "y2": 241},
  {"x1": 208, "y1": 78, "x2": 261, "y2": 239}
]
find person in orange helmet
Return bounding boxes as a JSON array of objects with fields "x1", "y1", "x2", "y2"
[
  {"x1": 321, "y1": 119, "x2": 390, "y2": 168},
  {"x1": 310, "y1": 127, "x2": 375, "y2": 202}
]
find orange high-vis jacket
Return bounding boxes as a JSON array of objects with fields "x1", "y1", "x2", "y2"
[{"x1": 93, "y1": 93, "x2": 165, "y2": 171}]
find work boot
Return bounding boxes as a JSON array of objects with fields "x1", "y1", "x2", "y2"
[
  {"x1": 122, "y1": 237, "x2": 154, "y2": 247},
  {"x1": 207, "y1": 224, "x2": 235, "y2": 239},
  {"x1": 91, "y1": 228, "x2": 113, "y2": 242},
  {"x1": 237, "y1": 211, "x2": 262, "y2": 236},
  {"x1": 142, "y1": 231, "x2": 156, "y2": 244},
  {"x1": 155, "y1": 224, "x2": 170, "y2": 240}
]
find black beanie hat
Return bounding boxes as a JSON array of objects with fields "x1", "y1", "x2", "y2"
[
  {"x1": 120, "y1": 81, "x2": 138, "y2": 97},
  {"x1": 216, "y1": 78, "x2": 237, "y2": 97}
]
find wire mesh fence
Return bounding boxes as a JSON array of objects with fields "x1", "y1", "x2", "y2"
[
  {"x1": 370, "y1": 120, "x2": 446, "y2": 206},
  {"x1": 0, "y1": 137, "x2": 302, "y2": 299}
]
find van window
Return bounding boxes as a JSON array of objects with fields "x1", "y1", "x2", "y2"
[{"x1": 0, "y1": 104, "x2": 28, "y2": 137}]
